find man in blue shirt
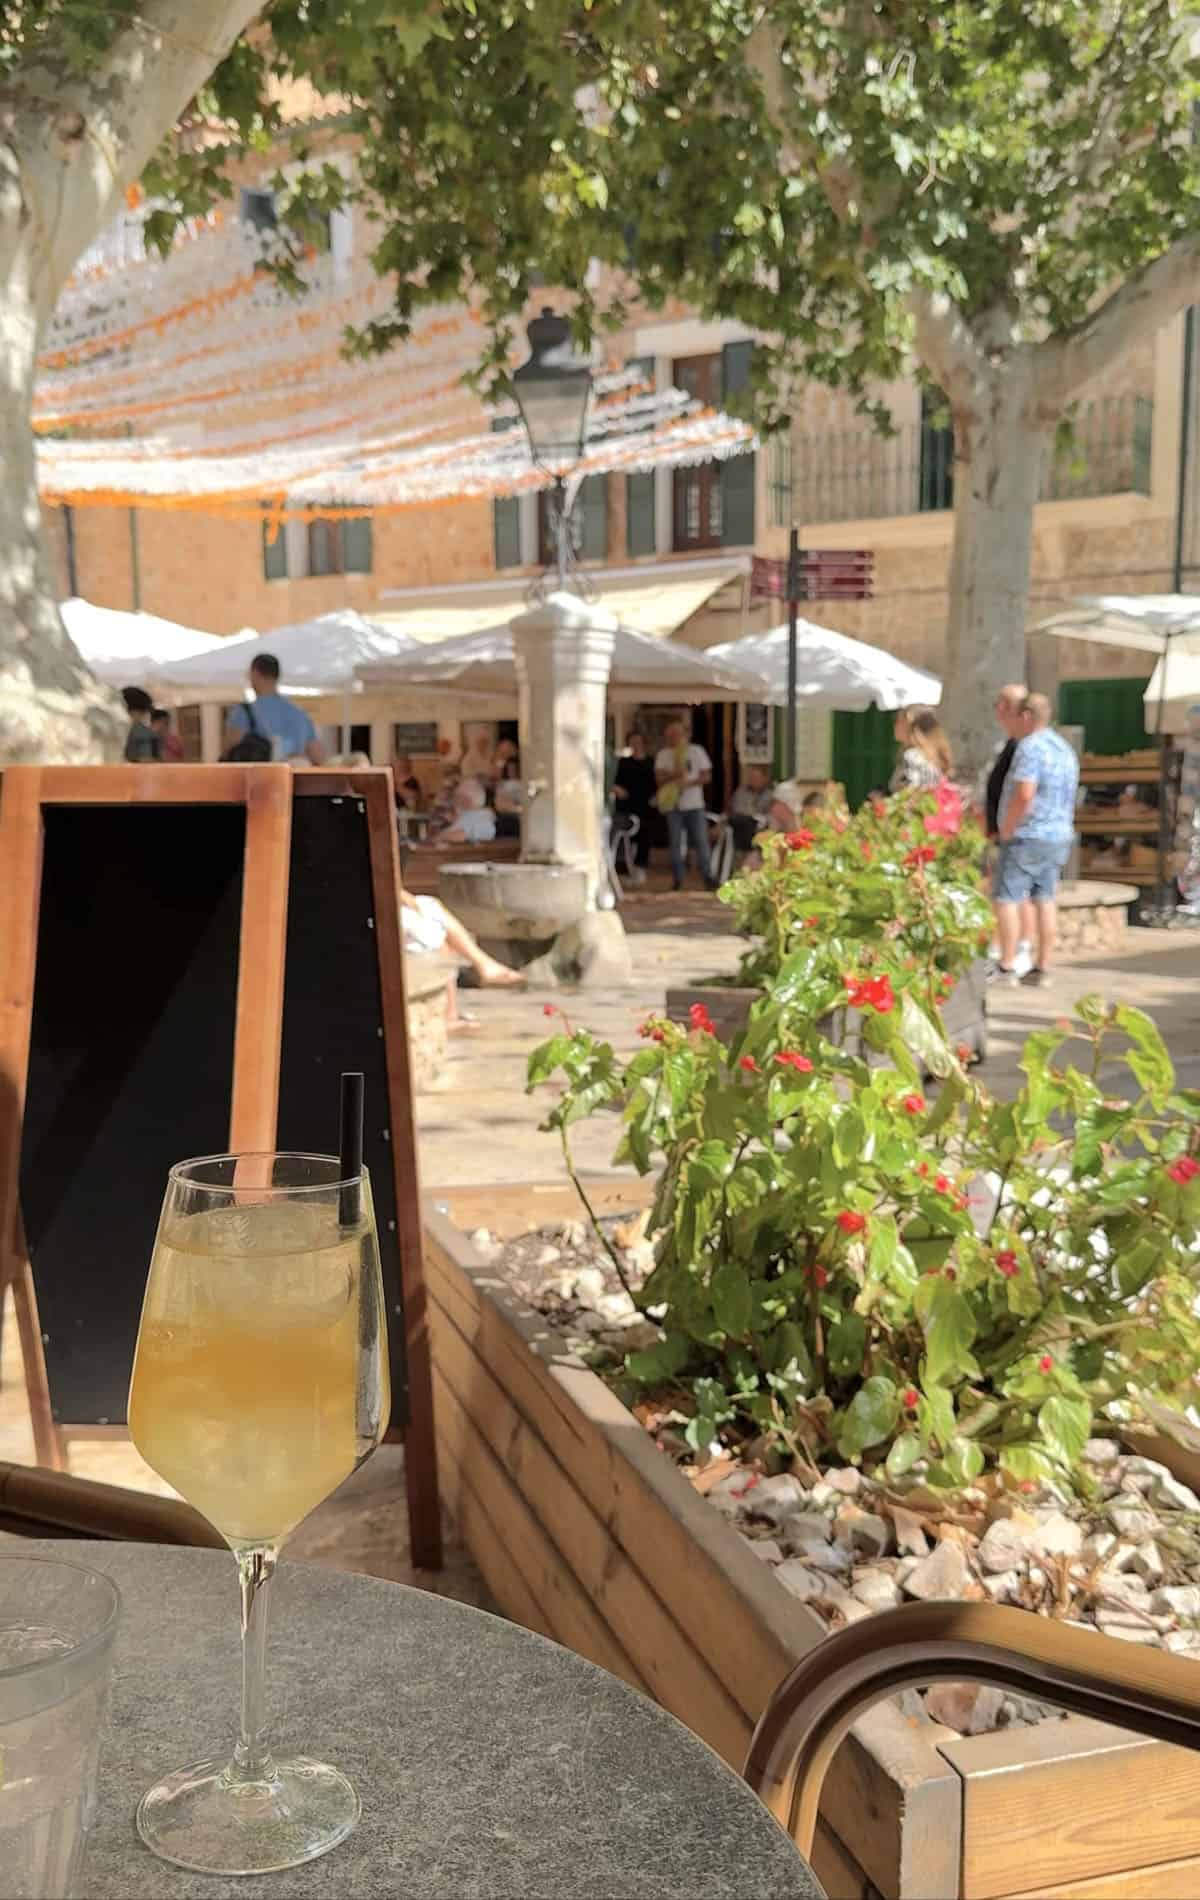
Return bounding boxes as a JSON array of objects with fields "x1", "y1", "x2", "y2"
[
  {"x1": 994, "y1": 693, "x2": 1079, "y2": 987},
  {"x1": 224, "y1": 653, "x2": 326, "y2": 764}
]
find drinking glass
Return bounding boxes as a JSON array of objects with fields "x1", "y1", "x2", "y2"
[
  {"x1": 0, "y1": 1555, "x2": 120, "y2": 1899},
  {"x1": 128, "y1": 1153, "x2": 390, "y2": 1875}
]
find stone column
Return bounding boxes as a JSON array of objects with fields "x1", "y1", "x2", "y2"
[
  {"x1": 510, "y1": 590, "x2": 617, "y2": 907},
  {"x1": 199, "y1": 703, "x2": 223, "y2": 762}
]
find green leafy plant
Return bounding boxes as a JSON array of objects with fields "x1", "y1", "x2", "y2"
[
  {"x1": 529, "y1": 981, "x2": 1200, "y2": 1495},
  {"x1": 722, "y1": 782, "x2": 993, "y2": 1005}
]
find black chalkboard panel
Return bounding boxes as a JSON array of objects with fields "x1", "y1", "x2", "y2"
[
  {"x1": 20, "y1": 805, "x2": 246, "y2": 1424},
  {"x1": 276, "y1": 792, "x2": 410, "y2": 1429}
]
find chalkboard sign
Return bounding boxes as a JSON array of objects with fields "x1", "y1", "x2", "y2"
[
  {"x1": 0, "y1": 766, "x2": 439, "y2": 1567},
  {"x1": 391, "y1": 722, "x2": 439, "y2": 756}
]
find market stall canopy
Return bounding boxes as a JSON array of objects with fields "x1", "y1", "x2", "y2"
[
  {"x1": 706, "y1": 620, "x2": 942, "y2": 712},
  {"x1": 356, "y1": 617, "x2": 772, "y2": 704},
  {"x1": 153, "y1": 609, "x2": 422, "y2": 704},
  {"x1": 376, "y1": 557, "x2": 749, "y2": 646},
  {"x1": 59, "y1": 597, "x2": 222, "y2": 685}
]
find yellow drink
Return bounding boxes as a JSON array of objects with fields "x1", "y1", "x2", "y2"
[{"x1": 129, "y1": 1201, "x2": 388, "y2": 1545}]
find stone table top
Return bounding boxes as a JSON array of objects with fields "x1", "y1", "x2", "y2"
[{"x1": 37, "y1": 1541, "x2": 822, "y2": 1900}]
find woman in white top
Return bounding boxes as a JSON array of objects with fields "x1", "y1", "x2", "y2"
[{"x1": 890, "y1": 706, "x2": 953, "y2": 793}]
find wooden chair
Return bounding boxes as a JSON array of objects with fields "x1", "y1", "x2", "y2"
[
  {"x1": 744, "y1": 1599, "x2": 1200, "y2": 1862},
  {"x1": 0, "y1": 1461, "x2": 223, "y2": 1548}
]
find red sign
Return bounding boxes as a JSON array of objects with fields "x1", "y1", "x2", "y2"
[{"x1": 797, "y1": 549, "x2": 873, "y2": 602}]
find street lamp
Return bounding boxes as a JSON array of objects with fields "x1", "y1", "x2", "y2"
[{"x1": 512, "y1": 308, "x2": 594, "y2": 588}]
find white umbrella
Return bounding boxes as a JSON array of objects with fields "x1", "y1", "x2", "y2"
[
  {"x1": 356, "y1": 618, "x2": 772, "y2": 704},
  {"x1": 1029, "y1": 594, "x2": 1200, "y2": 911},
  {"x1": 154, "y1": 608, "x2": 422, "y2": 702},
  {"x1": 59, "y1": 597, "x2": 222, "y2": 685},
  {"x1": 705, "y1": 619, "x2": 942, "y2": 711}
]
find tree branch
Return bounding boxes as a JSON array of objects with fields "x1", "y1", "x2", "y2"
[
  {"x1": 1036, "y1": 231, "x2": 1200, "y2": 408},
  {"x1": 4, "y1": 0, "x2": 266, "y2": 313},
  {"x1": 906, "y1": 286, "x2": 989, "y2": 399}
]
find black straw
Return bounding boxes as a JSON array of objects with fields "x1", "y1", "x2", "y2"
[{"x1": 338, "y1": 1071, "x2": 364, "y2": 1228}]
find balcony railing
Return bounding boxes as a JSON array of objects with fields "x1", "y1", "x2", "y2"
[{"x1": 790, "y1": 394, "x2": 1153, "y2": 526}]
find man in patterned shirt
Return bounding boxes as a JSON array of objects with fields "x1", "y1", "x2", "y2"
[{"x1": 994, "y1": 693, "x2": 1079, "y2": 987}]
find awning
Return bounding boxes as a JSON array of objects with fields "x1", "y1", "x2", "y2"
[{"x1": 376, "y1": 556, "x2": 748, "y2": 645}]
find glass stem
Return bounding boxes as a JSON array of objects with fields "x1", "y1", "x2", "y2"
[{"x1": 232, "y1": 1545, "x2": 278, "y2": 1784}]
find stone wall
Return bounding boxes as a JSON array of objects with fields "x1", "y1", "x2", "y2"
[{"x1": 405, "y1": 959, "x2": 451, "y2": 1092}]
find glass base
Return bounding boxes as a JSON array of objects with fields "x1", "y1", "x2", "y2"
[{"x1": 136, "y1": 1756, "x2": 360, "y2": 1876}]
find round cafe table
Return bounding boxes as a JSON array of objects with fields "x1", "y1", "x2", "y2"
[{"x1": 41, "y1": 1542, "x2": 823, "y2": 1900}]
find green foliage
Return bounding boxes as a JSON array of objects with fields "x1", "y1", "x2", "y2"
[
  {"x1": 722, "y1": 783, "x2": 993, "y2": 1000},
  {"x1": 529, "y1": 987, "x2": 1200, "y2": 1495}
]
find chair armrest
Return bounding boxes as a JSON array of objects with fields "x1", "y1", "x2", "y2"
[
  {"x1": 744, "y1": 1599, "x2": 1200, "y2": 1856},
  {"x1": 0, "y1": 1462, "x2": 223, "y2": 1548}
]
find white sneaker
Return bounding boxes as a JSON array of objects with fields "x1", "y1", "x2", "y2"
[{"x1": 1013, "y1": 940, "x2": 1034, "y2": 978}]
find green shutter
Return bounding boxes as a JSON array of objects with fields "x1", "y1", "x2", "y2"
[
  {"x1": 720, "y1": 340, "x2": 756, "y2": 546},
  {"x1": 721, "y1": 454, "x2": 756, "y2": 546},
  {"x1": 1058, "y1": 677, "x2": 1151, "y2": 754},
  {"x1": 721, "y1": 339, "x2": 755, "y2": 400},
  {"x1": 494, "y1": 497, "x2": 521, "y2": 568},
  {"x1": 578, "y1": 474, "x2": 608, "y2": 561},
  {"x1": 262, "y1": 513, "x2": 288, "y2": 581},
  {"x1": 342, "y1": 514, "x2": 373, "y2": 574},
  {"x1": 832, "y1": 707, "x2": 898, "y2": 811},
  {"x1": 626, "y1": 471, "x2": 656, "y2": 556}
]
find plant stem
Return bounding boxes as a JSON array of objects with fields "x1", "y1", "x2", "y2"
[
  {"x1": 561, "y1": 1127, "x2": 651, "y2": 1315},
  {"x1": 231, "y1": 1544, "x2": 278, "y2": 1785}
]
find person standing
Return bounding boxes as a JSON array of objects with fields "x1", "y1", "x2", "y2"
[
  {"x1": 890, "y1": 706, "x2": 953, "y2": 791},
  {"x1": 223, "y1": 653, "x2": 326, "y2": 764},
  {"x1": 655, "y1": 718, "x2": 715, "y2": 891},
  {"x1": 613, "y1": 731, "x2": 657, "y2": 881},
  {"x1": 122, "y1": 687, "x2": 162, "y2": 762},
  {"x1": 995, "y1": 692, "x2": 1079, "y2": 986},
  {"x1": 986, "y1": 685, "x2": 1035, "y2": 974}
]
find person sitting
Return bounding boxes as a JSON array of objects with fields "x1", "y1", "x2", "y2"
[
  {"x1": 728, "y1": 764, "x2": 774, "y2": 854},
  {"x1": 150, "y1": 707, "x2": 184, "y2": 761},
  {"x1": 891, "y1": 706, "x2": 953, "y2": 791},
  {"x1": 400, "y1": 885, "x2": 524, "y2": 1032},
  {"x1": 393, "y1": 753, "x2": 423, "y2": 810},
  {"x1": 493, "y1": 755, "x2": 524, "y2": 839},
  {"x1": 433, "y1": 776, "x2": 497, "y2": 847}
]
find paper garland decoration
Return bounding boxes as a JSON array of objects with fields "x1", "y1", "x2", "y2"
[{"x1": 37, "y1": 204, "x2": 755, "y2": 516}]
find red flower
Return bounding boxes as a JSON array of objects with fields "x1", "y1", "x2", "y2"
[
  {"x1": 1019, "y1": 1479, "x2": 1038, "y2": 1495},
  {"x1": 844, "y1": 972, "x2": 895, "y2": 1015},
  {"x1": 812, "y1": 1264, "x2": 829, "y2": 1288},
  {"x1": 905, "y1": 844, "x2": 937, "y2": 868},
  {"x1": 995, "y1": 1250, "x2": 1019, "y2": 1279},
  {"x1": 943, "y1": 1266, "x2": 957, "y2": 1281},
  {"x1": 902, "y1": 1093, "x2": 926, "y2": 1115},
  {"x1": 651, "y1": 1027, "x2": 666, "y2": 1042},
  {"x1": 786, "y1": 828, "x2": 816, "y2": 850},
  {"x1": 955, "y1": 1043, "x2": 972, "y2": 1065},
  {"x1": 860, "y1": 843, "x2": 873, "y2": 862},
  {"x1": 689, "y1": 1002, "x2": 716, "y2": 1036},
  {"x1": 804, "y1": 916, "x2": 821, "y2": 929},
  {"x1": 934, "y1": 1174, "x2": 951, "y2": 1195},
  {"x1": 1038, "y1": 1354, "x2": 1053, "y2": 1373},
  {"x1": 902, "y1": 1386, "x2": 920, "y2": 1409},
  {"x1": 543, "y1": 1003, "x2": 557, "y2": 1017},
  {"x1": 775, "y1": 1051, "x2": 814, "y2": 1072},
  {"x1": 955, "y1": 1192, "x2": 969, "y2": 1210},
  {"x1": 739, "y1": 1055, "x2": 760, "y2": 1074},
  {"x1": 836, "y1": 1210, "x2": 867, "y2": 1235},
  {"x1": 917, "y1": 1161, "x2": 930, "y2": 1178},
  {"x1": 1167, "y1": 1156, "x2": 1200, "y2": 1185},
  {"x1": 925, "y1": 782, "x2": 964, "y2": 839}
]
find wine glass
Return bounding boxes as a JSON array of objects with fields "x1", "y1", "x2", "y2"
[{"x1": 127, "y1": 1152, "x2": 390, "y2": 1876}]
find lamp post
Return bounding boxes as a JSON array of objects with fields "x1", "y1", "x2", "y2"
[{"x1": 512, "y1": 308, "x2": 594, "y2": 587}]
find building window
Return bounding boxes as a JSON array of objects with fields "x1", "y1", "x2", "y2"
[
  {"x1": 672, "y1": 345, "x2": 757, "y2": 550},
  {"x1": 919, "y1": 389, "x2": 954, "y2": 512},
  {"x1": 240, "y1": 187, "x2": 278, "y2": 233},
  {"x1": 768, "y1": 435, "x2": 792, "y2": 528},
  {"x1": 261, "y1": 508, "x2": 372, "y2": 580}
]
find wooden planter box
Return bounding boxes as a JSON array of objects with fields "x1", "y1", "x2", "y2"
[{"x1": 424, "y1": 1181, "x2": 1200, "y2": 1900}]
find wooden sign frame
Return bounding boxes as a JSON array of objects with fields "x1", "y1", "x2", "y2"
[{"x1": 0, "y1": 764, "x2": 441, "y2": 1570}]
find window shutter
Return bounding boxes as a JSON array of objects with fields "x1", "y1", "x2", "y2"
[
  {"x1": 262, "y1": 514, "x2": 288, "y2": 581},
  {"x1": 343, "y1": 514, "x2": 373, "y2": 573},
  {"x1": 626, "y1": 471, "x2": 656, "y2": 557},
  {"x1": 720, "y1": 340, "x2": 756, "y2": 546},
  {"x1": 491, "y1": 415, "x2": 522, "y2": 569},
  {"x1": 721, "y1": 339, "x2": 755, "y2": 402},
  {"x1": 578, "y1": 474, "x2": 609, "y2": 561}
]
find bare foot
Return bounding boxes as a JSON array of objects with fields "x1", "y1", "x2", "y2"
[
  {"x1": 448, "y1": 1014, "x2": 484, "y2": 1035},
  {"x1": 475, "y1": 957, "x2": 526, "y2": 989}
]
